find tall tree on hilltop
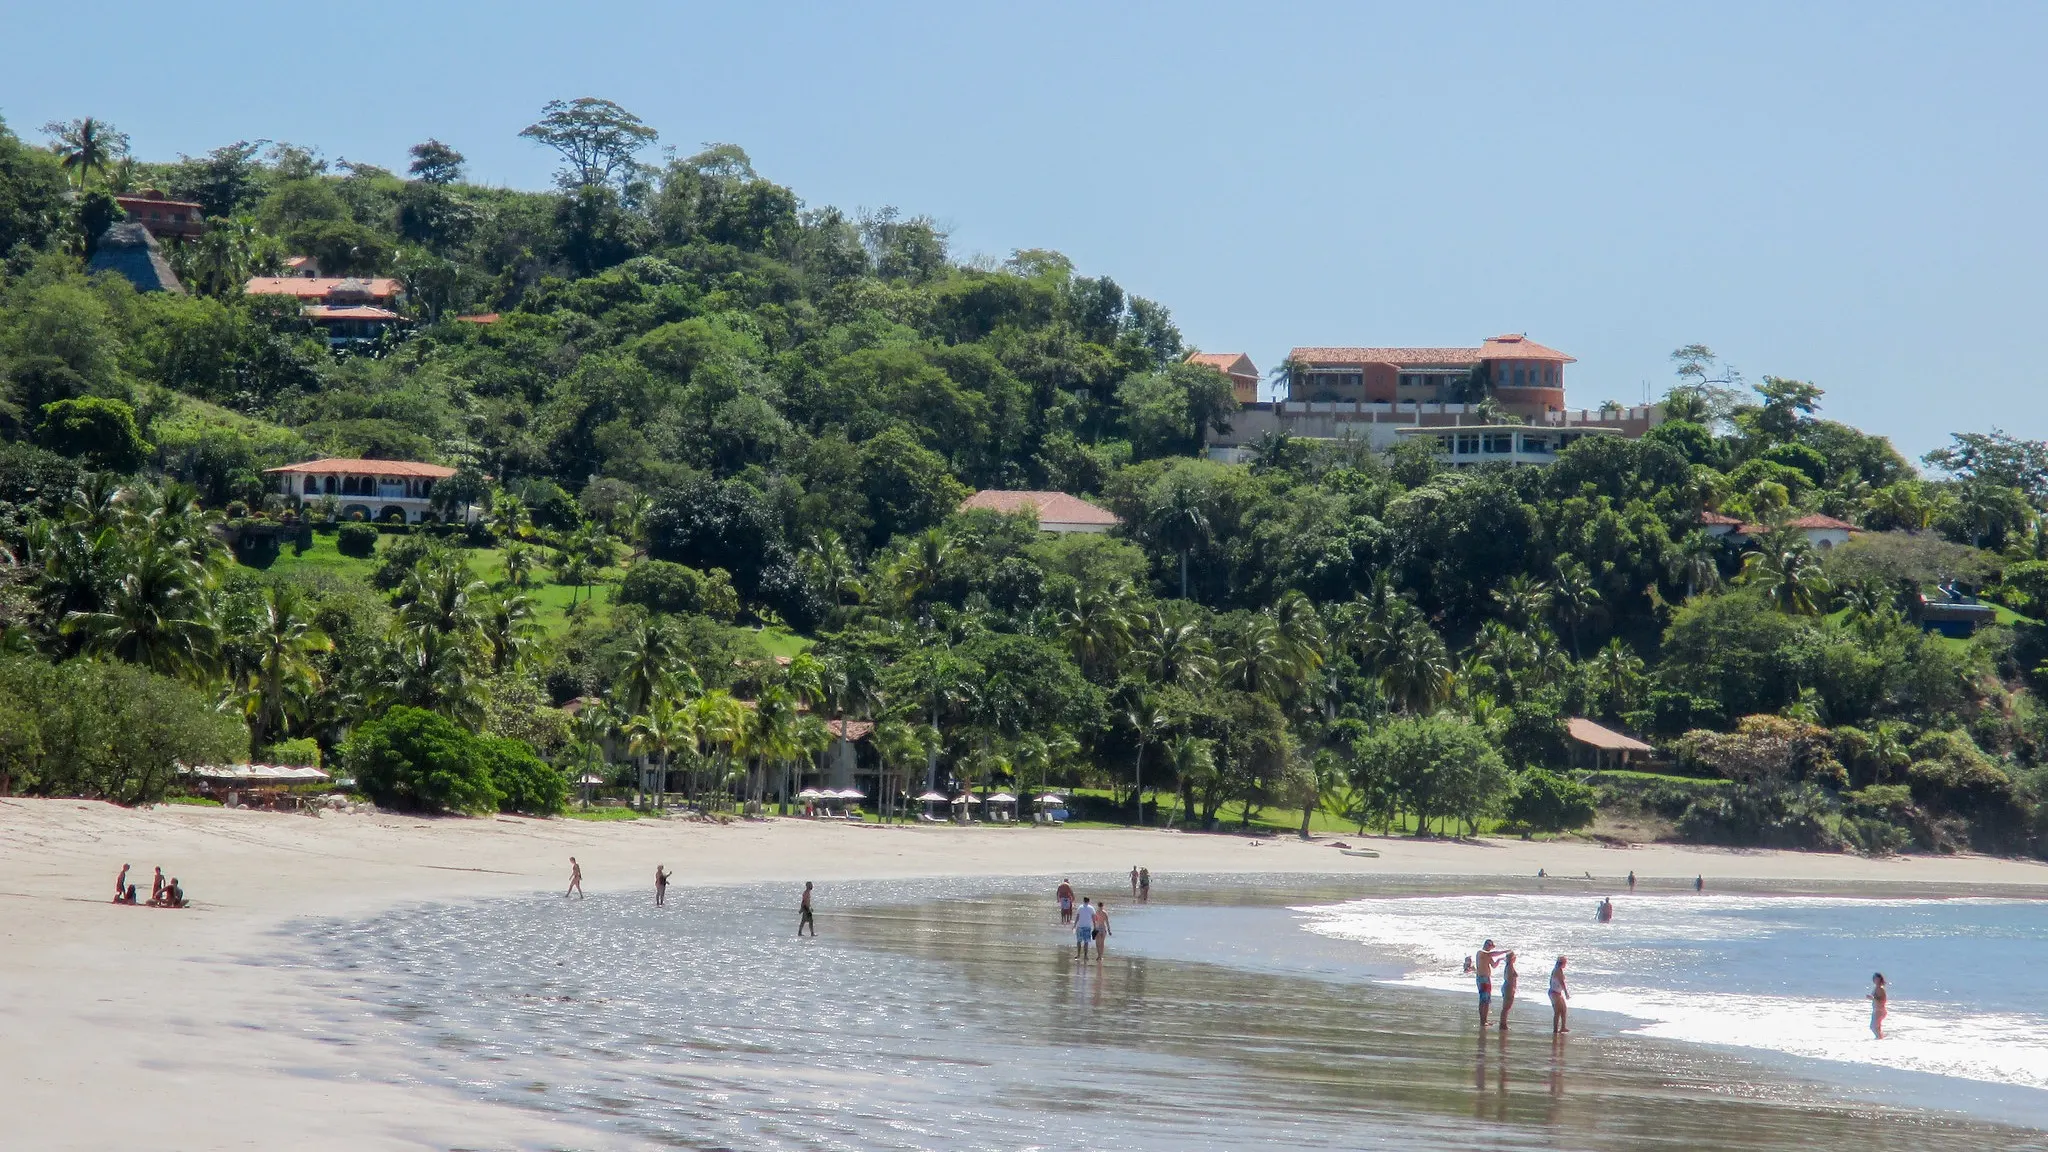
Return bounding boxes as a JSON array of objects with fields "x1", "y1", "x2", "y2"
[{"x1": 520, "y1": 98, "x2": 657, "y2": 189}]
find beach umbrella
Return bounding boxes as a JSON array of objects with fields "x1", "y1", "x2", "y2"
[
  {"x1": 576, "y1": 773, "x2": 606, "y2": 785},
  {"x1": 915, "y1": 791, "x2": 949, "y2": 802},
  {"x1": 797, "y1": 788, "x2": 825, "y2": 800},
  {"x1": 835, "y1": 788, "x2": 866, "y2": 800},
  {"x1": 1034, "y1": 794, "x2": 1065, "y2": 805},
  {"x1": 985, "y1": 792, "x2": 1017, "y2": 804}
]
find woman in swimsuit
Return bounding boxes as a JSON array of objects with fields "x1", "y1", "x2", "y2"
[
  {"x1": 1548, "y1": 955, "x2": 1570, "y2": 1034},
  {"x1": 1868, "y1": 973, "x2": 1887, "y2": 1039}
]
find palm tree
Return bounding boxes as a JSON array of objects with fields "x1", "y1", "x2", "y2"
[
  {"x1": 1162, "y1": 735, "x2": 1215, "y2": 828},
  {"x1": 242, "y1": 583, "x2": 331, "y2": 749},
  {"x1": 499, "y1": 542, "x2": 538, "y2": 590},
  {"x1": 1491, "y1": 573, "x2": 1552, "y2": 630},
  {"x1": 1549, "y1": 563, "x2": 1601, "y2": 659},
  {"x1": 1666, "y1": 529, "x2": 1722, "y2": 601},
  {"x1": 396, "y1": 556, "x2": 488, "y2": 641},
  {"x1": 1590, "y1": 638, "x2": 1645, "y2": 720},
  {"x1": 1057, "y1": 582, "x2": 1134, "y2": 681},
  {"x1": 487, "y1": 492, "x2": 532, "y2": 544},
  {"x1": 480, "y1": 591, "x2": 541, "y2": 674},
  {"x1": 1378, "y1": 619, "x2": 1453, "y2": 714},
  {"x1": 628, "y1": 693, "x2": 691, "y2": 809},
  {"x1": 379, "y1": 625, "x2": 486, "y2": 728},
  {"x1": 613, "y1": 618, "x2": 692, "y2": 720},
  {"x1": 1134, "y1": 602, "x2": 1218, "y2": 689},
  {"x1": 803, "y1": 531, "x2": 865, "y2": 618},
  {"x1": 43, "y1": 118, "x2": 129, "y2": 189},
  {"x1": 1741, "y1": 531, "x2": 1829, "y2": 615},
  {"x1": 1156, "y1": 483, "x2": 1212, "y2": 600},
  {"x1": 895, "y1": 528, "x2": 953, "y2": 608},
  {"x1": 1121, "y1": 693, "x2": 1172, "y2": 825},
  {"x1": 1219, "y1": 613, "x2": 1288, "y2": 698},
  {"x1": 690, "y1": 690, "x2": 748, "y2": 810},
  {"x1": 569, "y1": 696, "x2": 619, "y2": 808},
  {"x1": 63, "y1": 539, "x2": 217, "y2": 680}
]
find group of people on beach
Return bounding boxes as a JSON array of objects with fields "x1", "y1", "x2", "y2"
[
  {"x1": 568, "y1": 857, "x2": 821, "y2": 938},
  {"x1": 111, "y1": 863, "x2": 186, "y2": 908},
  {"x1": 1467, "y1": 941, "x2": 1570, "y2": 1034},
  {"x1": 1056, "y1": 877, "x2": 1121, "y2": 962}
]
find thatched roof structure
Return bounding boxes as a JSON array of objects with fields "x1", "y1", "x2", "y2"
[{"x1": 87, "y1": 221, "x2": 184, "y2": 294}]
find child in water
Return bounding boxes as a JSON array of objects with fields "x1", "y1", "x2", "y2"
[{"x1": 1868, "y1": 973, "x2": 1887, "y2": 1039}]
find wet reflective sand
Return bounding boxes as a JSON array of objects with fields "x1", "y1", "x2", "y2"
[{"x1": 291, "y1": 876, "x2": 2048, "y2": 1150}]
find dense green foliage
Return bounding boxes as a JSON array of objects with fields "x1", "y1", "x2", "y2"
[{"x1": 2, "y1": 108, "x2": 2046, "y2": 849}]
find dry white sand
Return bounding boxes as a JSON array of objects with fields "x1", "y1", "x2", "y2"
[{"x1": 4, "y1": 797, "x2": 2046, "y2": 1151}]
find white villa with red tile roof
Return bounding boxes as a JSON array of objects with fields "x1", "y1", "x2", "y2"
[
  {"x1": 264, "y1": 458, "x2": 473, "y2": 524},
  {"x1": 959, "y1": 490, "x2": 1120, "y2": 533},
  {"x1": 245, "y1": 276, "x2": 407, "y2": 347},
  {"x1": 1699, "y1": 512, "x2": 1856, "y2": 550}
]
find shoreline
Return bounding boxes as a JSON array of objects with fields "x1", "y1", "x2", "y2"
[{"x1": 5, "y1": 798, "x2": 2047, "y2": 1150}]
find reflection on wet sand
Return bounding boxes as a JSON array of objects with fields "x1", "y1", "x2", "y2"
[{"x1": 302, "y1": 880, "x2": 2038, "y2": 1151}]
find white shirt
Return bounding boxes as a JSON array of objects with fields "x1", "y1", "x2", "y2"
[{"x1": 1076, "y1": 904, "x2": 1094, "y2": 930}]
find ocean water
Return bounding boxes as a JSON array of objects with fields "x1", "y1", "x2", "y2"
[
  {"x1": 287, "y1": 876, "x2": 2048, "y2": 1150},
  {"x1": 1293, "y1": 891, "x2": 2048, "y2": 1098}
]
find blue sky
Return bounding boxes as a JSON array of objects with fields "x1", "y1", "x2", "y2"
[{"x1": 3, "y1": 1, "x2": 2042, "y2": 463}]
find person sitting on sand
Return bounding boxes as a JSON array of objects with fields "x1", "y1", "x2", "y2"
[
  {"x1": 566, "y1": 857, "x2": 583, "y2": 899},
  {"x1": 120, "y1": 884, "x2": 138, "y2": 905},
  {"x1": 1474, "y1": 940, "x2": 1505, "y2": 1025},
  {"x1": 1869, "y1": 973, "x2": 1887, "y2": 1039},
  {"x1": 160, "y1": 879, "x2": 186, "y2": 908},
  {"x1": 1074, "y1": 897, "x2": 1094, "y2": 959},
  {"x1": 1093, "y1": 901, "x2": 1111, "y2": 961},
  {"x1": 1499, "y1": 952, "x2": 1519, "y2": 1030},
  {"x1": 1549, "y1": 956, "x2": 1571, "y2": 1034},
  {"x1": 1057, "y1": 879, "x2": 1075, "y2": 924},
  {"x1": 114, "y1": 864, "x2": 130, "y2": 901}
]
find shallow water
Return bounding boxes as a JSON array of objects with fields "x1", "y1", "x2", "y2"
[{"x1": 289, "y1": 875, "x2": 2048, "y2": 1150}]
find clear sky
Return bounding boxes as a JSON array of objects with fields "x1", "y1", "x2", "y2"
[{"x1": 4, "y1": 1, "x2": 2042, "y2": 463}]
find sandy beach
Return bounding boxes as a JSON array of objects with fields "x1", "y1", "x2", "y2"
[{"x1": 4, "y1": 798, "x2": 2046, "y2": 1151}]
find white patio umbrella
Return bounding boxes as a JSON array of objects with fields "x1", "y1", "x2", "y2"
[
  {"x1": 1034, "y1": 793, "x2": 1066, "y2": 805},
  {"x1": 835, "y1": 788, "x2": 866, "y2": 800},
  {"x1": 985, "y1": 792, "x2": 1017, "y2": 804},
  {"x1": 797, "y1": 788, "x2": 826, "y2": 801},
  {"x1": 915, "y1": 791, "x2": 949, "y2": 802}
]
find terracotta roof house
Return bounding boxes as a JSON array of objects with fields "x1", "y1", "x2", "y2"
[
  {"x1": 1185, "y1": 352, "x2": 1261, "y2": 405},
  {"x1": 1701, "y1": 513, "x2": 1857, "y2": 551},
  {"x1": 114, "y1": 191, "x2": 205, "y2": 242},
  {"x1": 87, "y1": 221, "x2": 183, "y2": 294},
  {"x1": 263, "y1": 458, "x2": 469, "y2": 524},
  {"x1": 959, "y1": 490, "x2": 1120, "y2": 534},
  {"x1": 245, "y1": 276, "x2": 406, "y2": 347},
  {"x1": 1565, "y1": 717, "x2": 1656, "y2": 770},
  {"x1": 1286, "y1": 333, "x2": 1576, "y2": 418}
]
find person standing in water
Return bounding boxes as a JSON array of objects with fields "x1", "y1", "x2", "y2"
[
  {"x1": 1074, "y1": 897, "x2": 1095, "y2": 960},
  {"x1": 1138, "y1": 867, "x2": 1150, "y2": 902},
  {"x1": 1868, "y1": 973, "x2": 1888, "y2": 1039},
  {"x1": 1548, "y1": 956, "x2": 1571, "y2": 1034},
  {"x1": 1474, "y1": 940, "x2": 1505, "y2": 1025},
  {"x1": 1092, "y1": 901, "x2": 1111, "y2": 961},
  {"x1": 654, "y1": 865, "x2": 670, "y2": 907},
  {"x1": 1627, "y1": 871, "x2": 1636, "y2": 893},
  {"x1": 1498, "y1": 952, "x2": 1519, "y2": 1030},
  {"x1": 1694, "y1": 874, "x2": 1703, "y2": 893},
  {"x1": 565, "y1": 857, "x2": 583, "y2": 899},
  {"x1": 1130, "y1": 866, "x2": 1139, "y2": 897},
  {"x1": 1056, "y1": 879, "x2": 1075, "y2": 924},
  {"x1": 798, "y1": 882, "x2": 816, "y2": 936}
]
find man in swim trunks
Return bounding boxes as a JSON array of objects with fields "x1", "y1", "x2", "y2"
[
  {"x1": 1474, "y1": 939, "x2": 1504, "y2": 1026},
  {"x1": 798, "y1": 882, "x2": 816, "y2": 936},
  {"x1": 1138, "y1": 868, "x2": 1150, "y2": 902},
  {"x1": 114, "y1": 864, "x2": 130, "y2": 902},
  {"x1": 566, "y1": 857, "x2": 583, "y2": 899},
  {"x1": 655, "y1": 865, "x2": 670, "y2": 906},
  {"x1": 1074, "y1": 897, "x2": 1094, "y2": 959},
  {"x1": 1056, "y1": 879, "x2": 1074, "y2": 924}
]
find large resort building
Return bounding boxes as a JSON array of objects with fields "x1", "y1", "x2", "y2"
[
  {"x1": 1194, "y1": 333, "x2": 1661, "y2": 465},
  {"x1": 263, "y1": 458, "x2": 472, "y2": 524}
]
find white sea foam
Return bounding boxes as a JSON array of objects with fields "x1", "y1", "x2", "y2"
[{"x1": 1295, "y1": 893, "x2": 2048, "y2": 1092}]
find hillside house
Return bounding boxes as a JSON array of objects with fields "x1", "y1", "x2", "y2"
[
  {"x1": 264, "y1": 458, "x2": 470, "y2": 523},
  {"x1": 1185, "y1": 352, "x2": 1261, "y2": 405},
  {"x1": 244, "y1": 276, "x2": 406, "y2": 348},
  {"x1": 959, "y1": 490, "x2": 1120, "y2": 534}
]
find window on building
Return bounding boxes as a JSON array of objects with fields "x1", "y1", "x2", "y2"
[
  {"x1": 1455, "y1": 434, "x2": 1479, "y2": 455},
  {"x1": 1484, "y1": 434, "x2": 1514, "y2": 453}
]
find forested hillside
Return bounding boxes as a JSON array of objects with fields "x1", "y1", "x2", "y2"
[{"x1": 3, "y1": 102, "x2": 2047, "y2": 854}]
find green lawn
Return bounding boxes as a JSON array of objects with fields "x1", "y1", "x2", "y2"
[
  {"x1": 246, "y1": 531, "x2": 615, "y2": 634},
  {"x1": 751, "y1": 626, "x2": 812, "y2": 659}
]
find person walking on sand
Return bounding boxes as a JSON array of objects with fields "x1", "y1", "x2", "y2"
[
  {"x1": 1475, "y1": 940, "x2": 1505, "y2": 1026},
  {"x1": 1499, "y1": 952, "x2": 1519, "y2": 1030},
  {"x1": 1869, "y1": 973, "x2": 1888, "y2": 1039},
  {"x1": 654, "y1": 865, "x2": 670, "y2": 907},
  {"x1": 1139, "y1": 867, "x2": 1150, "y2": 903},
  {"x1": 114, "y1": 864, "x2": 130, "y2": 902},
  {"x1": 566, "y1": 857, "x2": 583, "y2": 899},
  {"x1": 798, "y1": 882, "x2": 816, "y2": 936},
  {"x1": 1057, "y1": 879, "x2": 1075, "y2": 924},
  {"x1": 1074, "y1": 897, "x2": 1095, "y2": 960},
  {"x1": 1093, "y1": 901, "x2": 1111, "y2": 961},
  {"x1": 1549, "y1": 956, "x2": 1571, "y2": 1034}
]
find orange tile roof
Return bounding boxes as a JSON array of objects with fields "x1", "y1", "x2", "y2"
[
  {"x1": 1566, "y1": 717, "x2": 1655, "y2": 753},
  {"x1": 262, "y1": 457, "x2": 455, "y2": 478},
  {"x1": 454, "y1": 313, "x2": 501, "y2": 324},
  {"x1": 1735, "y1": 514, "x2": 1857, "y2": 535},
  {"x1": 1292, "y1": 334, "x2": 1574, "y2": 366},
  {"x1": 828, "y1": 719, "x2": 875, "y2": 741},
  {"x1": 303, "y1": 305, "x2": 401, "y2": 320},
  {"x1": 1186, "y1": 351, "x2": 1257, "y2": 375},
  {"x1": 959, "y1": 490, "x2": 1120, "y2": 526},
  {"x1": 245, "y1": 276, "x2": 402, "y2": 300},
  {"x1": 1699, "y1": 512, "x2": 1743, "y2": 526}
]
